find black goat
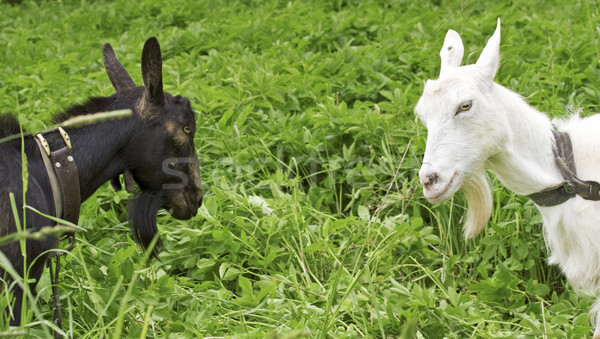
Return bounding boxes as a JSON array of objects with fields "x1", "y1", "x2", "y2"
[{"x1": 0, "y1": 37, "x2": 203, "y2": 325}]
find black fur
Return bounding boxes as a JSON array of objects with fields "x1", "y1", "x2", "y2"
[
  {"x1": 52, "y1": 90, "x2": 143, "y2": 124},
  {"x1": 0, "y1": 113, "x2": 22, "y2": 138}
]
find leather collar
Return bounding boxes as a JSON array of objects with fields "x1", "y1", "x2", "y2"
[
  {"x1": 34, "y1": 127, "x2": 81, "y2": 226},
  {"x1": 527, "y1": 130, "x2": 600, "y2": 206}
]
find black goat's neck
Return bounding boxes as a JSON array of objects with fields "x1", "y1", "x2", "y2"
[{"x1": 45, "y1": 116, "x2": 137, "y2": 201}]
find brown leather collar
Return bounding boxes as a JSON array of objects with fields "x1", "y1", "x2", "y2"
[
  {"x1": 34, "y1": 127, "x2": 81, "y2": 226},
  {"x1": 527, "y1": 130, "x2": 600, "y2": 206}
]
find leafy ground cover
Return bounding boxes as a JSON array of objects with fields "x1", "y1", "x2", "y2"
[{"x1": 1, "y1": 0, "x2": 600, "y2": 337}]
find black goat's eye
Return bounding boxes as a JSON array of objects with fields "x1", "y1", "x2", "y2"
[
  {"x1": 456, "y1": 101, "x2": 472, "y2": 114},
  {"x1": 183, "y1": 126, "x2": 192, "y2": 134}
]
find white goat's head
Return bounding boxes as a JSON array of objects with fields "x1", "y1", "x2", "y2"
[{"x1": 415, "y1": 19, "x2": 505, "y2": 238}]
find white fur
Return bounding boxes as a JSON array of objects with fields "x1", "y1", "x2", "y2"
[{"x1": 415, "y1": 19, "x2": 600, "y2": 337}]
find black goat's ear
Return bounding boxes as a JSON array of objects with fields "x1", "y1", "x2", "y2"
[
  {"x1": 141, "y1": 37, "x2": 164, "y2": 106},
  {"x1": 103, "y1": 43, "x2": 136, "y2": 92}
]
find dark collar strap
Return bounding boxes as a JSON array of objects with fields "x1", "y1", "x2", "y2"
[
  {"x1": 527, "y1": 180, "x2": 575, "y2": 206},
  {"x1": 34, "y1": 127, "x2": 81, "y2": 226},
  {"x1": 35, "y1": 127, "x2": 80, "y2": 339},
  {"x1": 528, "y1": 130, "x2": 600, "y2": 206}
]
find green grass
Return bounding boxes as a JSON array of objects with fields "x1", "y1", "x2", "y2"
[{"x1": 1, "y1": 0, "x2": 600, "y2": 337}]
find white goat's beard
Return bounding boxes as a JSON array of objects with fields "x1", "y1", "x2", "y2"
[{"x1": 461, "y1": 171, "x2": 493, "y2": 239}]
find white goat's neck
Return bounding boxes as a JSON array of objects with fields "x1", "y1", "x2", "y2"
[{"x1": 486, "y1": 83, "x2": 563, "y2": 195}]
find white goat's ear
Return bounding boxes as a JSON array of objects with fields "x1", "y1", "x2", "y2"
[
  {"x1": 476, "y1": 18, "x2": 501, "y2": 81},
  {"x1": 439, "y1": 29, "x2": 464, "y2": 76}
]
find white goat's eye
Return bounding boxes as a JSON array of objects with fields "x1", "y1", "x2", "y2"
[{"x1": 456, "y1": 101, "x2": 472, "y2": 114}]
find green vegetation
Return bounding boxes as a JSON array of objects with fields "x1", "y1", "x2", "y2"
[{"x1": 1, "y1": 0, "x2": 599, "y2": 337}]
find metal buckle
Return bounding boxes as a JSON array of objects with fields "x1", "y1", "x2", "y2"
[
  {"x1": 563, "y1": 182, "x2": 577, "y2": 195},
  {"x1": 37, "y1": 127, "x2": 72, "y2": 153},
  {"x1": 35, "y1": 133, "x2": 51, "y2": 156},
  {"x1": 57, "y1": 127, "x2": 72, "y2": 149},
  {"x1": 584, "y1": 181, "x2": 600, "y2": 201}
]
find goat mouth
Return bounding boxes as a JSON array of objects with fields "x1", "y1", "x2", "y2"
[
  {"x1": 164, "y1": 191, "x2": 198, "y2": 220},
  {"x1": 166, "y1": 204, "x2": 197, "y2": 220},
  {"x1": 426, "y1": 171, "x2": 459, "y2": 203}
]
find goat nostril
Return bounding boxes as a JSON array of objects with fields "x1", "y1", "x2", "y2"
[
  {"x1": 429, "y1": 173, "x2": 439, "y2": 185},
  {"x1": 421, "y1": 173, "x2": 439, "y2": 189}
]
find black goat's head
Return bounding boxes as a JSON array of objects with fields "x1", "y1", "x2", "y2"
[{"x1": 103, "y1": 37, "x2": 203, "y2": 254}]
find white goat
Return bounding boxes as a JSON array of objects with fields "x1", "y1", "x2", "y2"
[{"x1": 415, "y1": 19, "x2": 600, "y2": 337}]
